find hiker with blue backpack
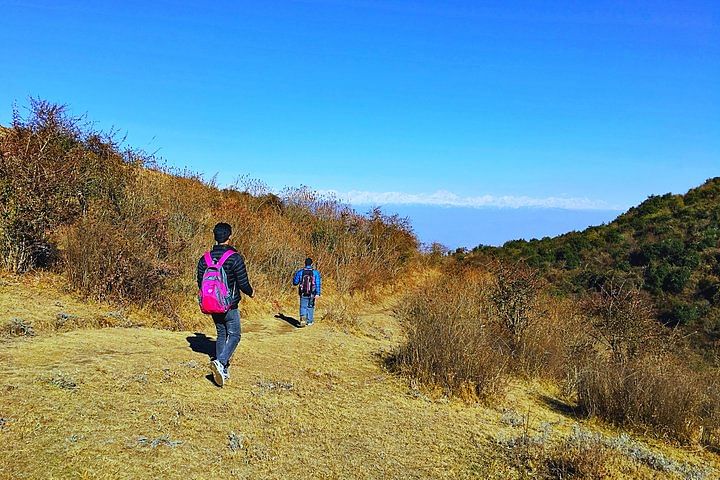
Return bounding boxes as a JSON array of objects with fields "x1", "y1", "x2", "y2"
[
  {"x1": 197, "y1": 223, "x2": 254, "y2": 387},
  {"x1": 292, "y1": 258, "x2": 322, "y2": 327}
]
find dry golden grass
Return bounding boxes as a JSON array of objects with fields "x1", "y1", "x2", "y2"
[{"x1": 1, "y1": 274, "x2": 718, "y2": 479}]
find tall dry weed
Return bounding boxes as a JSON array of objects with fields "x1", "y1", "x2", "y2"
[
  {"x1": 575, "y1": 353, "x2": 720, "y2": 445},
  {"x1": 393, "y1": 263, "x2": 580, "y2": 400},
  {"x1": 393, "y1": 269, "x2": 509, "y2": 400},
  {"x1": 487, "y1": 261, "x2": 582, "y2": 379}
]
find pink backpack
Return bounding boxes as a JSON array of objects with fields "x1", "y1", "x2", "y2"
[{"x1": 198, "y1": 250, "x2": 236, "y2": 314}]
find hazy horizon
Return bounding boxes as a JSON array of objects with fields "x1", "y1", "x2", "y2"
[{"x1": 350, "y1": 203, "x2": 622, "y2": 249}]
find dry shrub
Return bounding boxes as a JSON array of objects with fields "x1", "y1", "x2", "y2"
[
  {"x1": 486, "y1": 260, "x2": 581, "y2": 379},
  {"x1": 393, "y1": 269, "x2": 509, "y2": 400},
  {"x1": 573, "y1": 277, "x2": 720, "y2": 445},
  {"x1": 0, "y1": 99, "x2": 131, "y2": 272},
  {"x1": 520, "y1": 295, "x2": 583, "y2": 380},
  {"x1": 393, "y1": 262, "x2": 581, "y2": 400},
  {"x1": 501, "y1": 420, "x2": 612, "y2": 479},
  {"x1": 489, "y1": 261, "x2": 543, "y2": 352},
  {"x1": 576, "y1": 354, "x2": 719, "y2": 444},
  {"x1": 61, "y1": 169, "x2": 196, "y2": 313},
  {"x1": 63, "y1": 213, "x2": 177, "y2": 310},
  {"x1": 583, "y1": 277, "x2": 660, "y2": 363}
]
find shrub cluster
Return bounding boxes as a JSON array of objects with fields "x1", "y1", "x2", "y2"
[
  {"x1": 574, "y1": 278, "x2": 720, "y2": 446},
  {"x1": 576, "y1": 353, "x2": 719, "y2": 445},
  {"x1": 392, "y1": 268, "x2": 507, "y2": 400},
  {"x1": 393, "y1": 264, "x2": 579, "y2": 400},
  {"x1": 396, "y1": 263, "x2": 720, "y2": 447},
  {"x1": 0, "y1": 99, "x2": 130, "y2": 272}
]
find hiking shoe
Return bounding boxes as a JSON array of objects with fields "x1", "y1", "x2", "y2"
[
  {"x1": 210, "y1": 359, "x2": 225, "y2": 387},
  {"x1": 306, "y1": 321, "x2": 314, "y2": 327},
  {"x1": 224, "y1": 365, "x2": 230, "y2": 381}
]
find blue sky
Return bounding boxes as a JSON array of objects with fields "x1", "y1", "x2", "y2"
[{"x1": 1, "y1": 1, "x2": 718, "y2": 246}]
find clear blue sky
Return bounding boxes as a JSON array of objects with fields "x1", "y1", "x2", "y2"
[{"x1": 1, "y1": 1, "x2": 718, "y2": 245}]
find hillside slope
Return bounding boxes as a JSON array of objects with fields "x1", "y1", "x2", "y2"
[
  {"x1": 468, "y1": 178, "x2": 720, "y2": 341},
  {"x1": 1, "y1": 275, "x2": 717, "y2": 479}
]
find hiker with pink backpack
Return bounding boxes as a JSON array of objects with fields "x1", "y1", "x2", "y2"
[
  {"x1": 196, "y1": 223, "x2": 254, "y2": 387},
  {"x1": 292, "y1": 258, "x2": 322, "y2": 327}
]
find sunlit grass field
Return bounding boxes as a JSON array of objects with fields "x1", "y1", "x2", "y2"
[{"x1": 1, "y1": 274, "x2": 717, "y2": 479}]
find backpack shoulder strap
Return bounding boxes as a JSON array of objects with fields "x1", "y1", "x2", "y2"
[
  {"x1": 203, "y1": 251, "x2": 215, "y2": 268},
  {"x1": 216, "y1": 249, "x2": 236, "y2": 268}
]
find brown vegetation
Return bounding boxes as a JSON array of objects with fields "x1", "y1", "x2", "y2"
[
  {"x1": 0, "y1": 100, "x2": 417, "y2": 324},
  {"x1": 392, "y1": 263, "x2": 581, "y2": 400},
  {"x1": 392, "y1": 268, "x2": 508, "y2": 400},
  {"x1": 395, "y1": 264, "x2": 720, "y2": 447},
  {"x1": 573, "y1": 278, "x2": 720, "y2": 445}
]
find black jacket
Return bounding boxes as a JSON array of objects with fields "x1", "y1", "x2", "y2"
[{"x1": 197, "y1": 245, "x2": 253, "y2": 309}]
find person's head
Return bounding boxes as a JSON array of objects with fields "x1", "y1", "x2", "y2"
[
  {"x1": 213, "y1": 222, "x2": 232, "y2": 244},
  {"x1": 305, "y1": 257, "x2": 313, "y2": 267}
]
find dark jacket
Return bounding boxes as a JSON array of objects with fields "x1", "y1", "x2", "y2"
[{"x1": 197, "y1": 245, "x2": 253, "y2": 309}]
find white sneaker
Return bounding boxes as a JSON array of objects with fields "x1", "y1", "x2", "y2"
[{"x1": 210, "y1": 359, "x2": 225, "y2": 387}]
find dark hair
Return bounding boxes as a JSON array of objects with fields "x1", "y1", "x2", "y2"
[
  {"x1": 213, "y1": 223, "x2": 232, "y2": 243},
  {"x1": 305, "y1": 257, "x2": 313, "y2": 267}
]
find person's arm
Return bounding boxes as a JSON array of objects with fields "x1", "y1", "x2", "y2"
[
  {"x1": 314, "y1": 270, "x2": 322, "y2": 296},
  {"x1": 233, "y1": 254, "x2": 254, "y2": 297},
  {"x1": 196, "y1": 256, "x2": 206, "y2": 290},
  {"x1": 292, "y1": 269, "x2": 301, "y2": 286}
]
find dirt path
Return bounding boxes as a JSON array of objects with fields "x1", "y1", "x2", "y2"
[{"x1": 0, "y1": 312, "x2": 485, "y2": 479}]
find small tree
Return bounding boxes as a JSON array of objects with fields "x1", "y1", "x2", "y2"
[
  {"x1": 583, "y1": 276, "x2": 658, "y2": 363},
  {"x1": 489, "y1": 261, "x2": 542, "y2": 355}
]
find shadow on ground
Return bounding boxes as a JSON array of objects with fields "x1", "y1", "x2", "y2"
[
  {"x1": 275, "y1": 313, "x2": 302, "y2": 328},
  {"x1": 538, "y1": 394, "x2": 581, "y2": 418},
  {"x1": 186, "y1": 332, "x2": 215, "y2": 358},
  {"x1": 374, "y1": 348, "x2": 400, "y2": 373}
]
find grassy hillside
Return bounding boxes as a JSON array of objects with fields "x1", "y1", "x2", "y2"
[
  {"x1": 1, "y1": 273, "x2": 717, "y2": 479},
  {"x1": 0, "y1": 100, "x2": 417, "y2": 329},
  {"x1": 465, "y1": 178, "x2": 720, "y2": 344}
]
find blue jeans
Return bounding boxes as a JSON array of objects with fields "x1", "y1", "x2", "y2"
[
  {"x1": 211, "y1": 308, "x2": 241, "y2": 366},
  {"x1": 299, "y1": 296, "x2": 316, "y2": 323}
]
